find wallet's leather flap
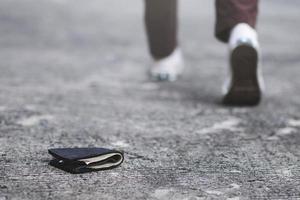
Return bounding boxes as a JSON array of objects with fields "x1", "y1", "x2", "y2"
[{"x1": 48, "y1": 148, "x2": 118, "y2": 161}]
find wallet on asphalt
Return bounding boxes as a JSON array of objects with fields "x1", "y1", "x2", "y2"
[{"x1": 48, "y1": 147, "x2": 124, "y2": 174}]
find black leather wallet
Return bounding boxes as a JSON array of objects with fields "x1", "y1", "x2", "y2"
[{"x1": 48, "y1": 148, "x2": 124, "y2": 174}]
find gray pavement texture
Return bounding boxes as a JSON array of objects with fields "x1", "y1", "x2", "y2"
[{"x1": 1, "y1": 0, "x2": 300, "y2": 199}]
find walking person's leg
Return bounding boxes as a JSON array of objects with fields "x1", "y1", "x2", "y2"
[
  {"x1": 145, "y1": 0, "x2": 177, "y2": 59},
  {"x1": 215, "y1": 0, "x2": 264, "y2": 105},
  {"x1": 215, "y1": 0, "x2": 258, "y2": 43},
  {"x1": 144, "y1": 0, "x2": 184, "y2": 81}
]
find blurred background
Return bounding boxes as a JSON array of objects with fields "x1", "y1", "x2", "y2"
[
  {"x1": 1, "y1": 0, "x2": 300, "y2": 199},
  {"x1": 0, "y1": 0, "x2": 299, "y2": 102}
]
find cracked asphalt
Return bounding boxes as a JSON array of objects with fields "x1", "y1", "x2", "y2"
[{"x1": 1, "y1": 0, "x2": 300, "y2": 199}]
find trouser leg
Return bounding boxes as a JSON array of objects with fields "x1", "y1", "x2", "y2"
[
  {"x1": 215, "y1": 0, "x2": 259, "y2": 43},
  {"x1": 144, "y1": 0, "x2": 178, "y2": 59}
]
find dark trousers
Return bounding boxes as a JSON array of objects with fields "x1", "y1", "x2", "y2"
[{"x1": 145, "y1": 0, "x2": 258, "y2": 59}]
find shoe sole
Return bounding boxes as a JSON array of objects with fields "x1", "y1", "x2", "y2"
[{"x1": 223, "y1": 44, "x2": 261, "y2": 106}]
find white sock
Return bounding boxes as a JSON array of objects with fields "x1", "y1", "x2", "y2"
[{"x1": 229, "y1": 23, "x2": 259, "y2": 49}]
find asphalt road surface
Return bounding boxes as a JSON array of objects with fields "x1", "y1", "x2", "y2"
[{"x1": 1, "y1": 0, "x2": 300, "y2": 199}]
